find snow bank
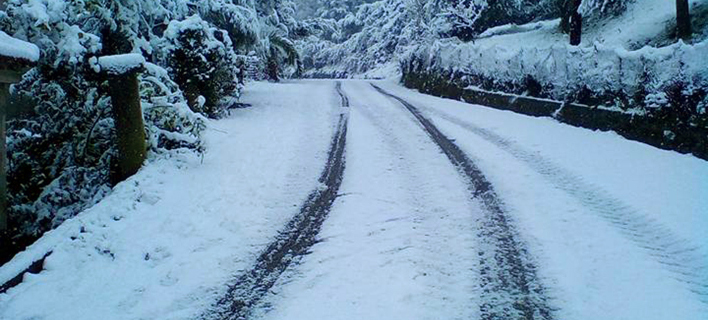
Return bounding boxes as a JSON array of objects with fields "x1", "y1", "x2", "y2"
[
  {"x1": 409, "y1": 38, "x2": 708, "y2": 109},
  {"x1": 95, "y1": 54, "x2": 146, "y2": 75},
  {"x1": 0, "y1": 31, "x2": 39, "y2": 62},
  {"x1": 477, "y1": 20, "x2": 557, "y2": 39}
]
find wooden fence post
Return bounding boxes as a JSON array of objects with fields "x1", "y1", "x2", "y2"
[{"x1": 95, "y1": 54, "x2": 147, "y2": 185}]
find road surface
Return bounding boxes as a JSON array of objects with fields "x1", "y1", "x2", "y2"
[{"x1": 1, "y1": 80, "x2": 706, "y2": 320}]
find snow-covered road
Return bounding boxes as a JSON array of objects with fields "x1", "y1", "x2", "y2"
[{"x1": 1, "y1": 80, "x2": 707, "y2": 320}]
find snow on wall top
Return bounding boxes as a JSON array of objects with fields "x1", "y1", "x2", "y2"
[
  {"x1": 94, "y1": 54, "x2": 146, "y2": 75},
  {"x1": 0, "y1": 31, "x2": 40, "y2": 63}
]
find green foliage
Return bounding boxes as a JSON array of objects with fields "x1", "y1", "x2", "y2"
[
  {"x1": 163, "y1": 16, "x2": 240, "y2": 117},
  {"x1": 267, "y1": 32, "x2": 301, "y2": 80}
]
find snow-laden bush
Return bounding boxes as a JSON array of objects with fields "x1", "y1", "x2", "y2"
[
  {"x1": 403, "y1": 38, "x2": 708, "y2": 116},
  {"x1": 160, "y1": 15, "x2": 241, "y2": 117},
  {"x1": 141, "y1": 62, "x2": 207, "y2": 153}
]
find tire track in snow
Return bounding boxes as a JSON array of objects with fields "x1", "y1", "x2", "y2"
[
  {"x1": 336, "y1": 81, "x2": 349, "y2": 108},
  {"x1": 417, "y1": 103, "x2": 708, "y2": 304},
  {"x1": 201, "y1": 82, "x2": 349, "y2": 320},
  {"x1": 347, "y1": 83, "x2": 478, "y2": 319},
  {"x1": 371, "y1": 84, "x2": 555, "y2": 320}
]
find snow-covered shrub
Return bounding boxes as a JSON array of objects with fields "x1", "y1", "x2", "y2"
[
  {"x1": 161, "y1": 15, "x2": 240, "y2": 117},
  {"x1": 140, "y1": 63, "x2": 207, "y2": 152},
  {"x1": 5, "y1": 66, "x2": 114, "y2": 236},
  {"x1": 0, "y1": 0, "x2": 200, "y2": 259},
  {"x1": 698, "y1": 95, "x2": 708, "y2": 115},
  {"x1": 265, "y1": 32, "x2": 301, "y2": 80},
  {"x1": 407, "y1": 37, "x2": 707, "y2": 107},
  {"x1": 469, "y1": 0, "x2": 560, "y2": 37},
  {"x1": 645, "y1": 92, "x2": 669, "y2": 109}
]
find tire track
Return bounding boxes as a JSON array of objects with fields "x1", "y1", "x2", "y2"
[
  {"x1": 417, "y1": 103, "x2": 708, "y2": 304},
  {"x1": 348, "y1": 84, "x2": 479, "y2": 319},
  {"x1": 200, "y1": 82, "x2": 349, "y2": 320},
  {"x1": 336, "y1": 81, "x2": 349, "y2": 108},
  {"x1": 371, "y1": 84, "x2": 555, "y2": 320}
]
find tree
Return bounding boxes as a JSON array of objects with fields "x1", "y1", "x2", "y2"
[
  {"x1": 569, "y1": 8, "x2": 582, "y2": 46},
  {"x1": 560, "y1": 0, "x2": 582, "y2": 45},
  {"x1": 559, "y1": 0, "x2": 572, "y2": 33},
  {"x1": 439, "y1": 0, "x2": 487, "y2": 41},
  {"x1": 676, "y1": 0, "x2": 691, "y2": 40},
  {"x1": 267, "y1": 33, "x2": 300, "y2": 81}
]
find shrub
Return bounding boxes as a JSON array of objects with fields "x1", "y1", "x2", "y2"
[{"x1": 162, "y1": 15, "x2": 241, "y2": 118}]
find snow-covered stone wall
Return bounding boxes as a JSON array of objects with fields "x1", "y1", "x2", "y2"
[{"x1": 401, "y1": 39, "x2": 708, "y2": 160}]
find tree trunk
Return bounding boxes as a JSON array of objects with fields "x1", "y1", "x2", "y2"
[
  {"x1": 559, "y1": 0, "x2": 572, "y2": 33},
  {"x1": 108, "y1": 72, "x2": 146, "y2": 185},
  {"x1": 570, "y1": 12, "x2": 583, "y2": 46},
  {"x1": 267, "y1": 56, "x2": 280, "y2": 82},
  {"x1": 676, "y1": 0, "x2": 692, "y2": 40}
]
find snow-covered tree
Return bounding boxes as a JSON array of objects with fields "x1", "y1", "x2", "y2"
[{"x1": 436, "y1": 0, "x2": 487, "y2": 41}]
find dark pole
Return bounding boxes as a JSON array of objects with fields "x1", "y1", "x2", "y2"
[
  {"x1": 107, "y1": 70, "x2": 146, "y2": 184},
  {"x1": 569, "y1": 11, "x2": 582, "y2": 46},
  {"x1": 676, "y1": 0, "x2": 692, "y2": 40},
  {"x1": 568, "y1": 0, "x2": 582, "y2": 46},
  {"x1": 560, "y1": 0, "x2": 571, "y2": 33}
]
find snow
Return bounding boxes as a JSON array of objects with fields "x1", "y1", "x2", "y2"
[
  {"x1": 97, "y1": 54, "x2": 146, "y2": 75},
  {"x1": 477, "y1": 19, "x2": 557, "y2": 39},
  {"x1": 249, "y1": 80, "x2": 708, "y2": 320},
  {"x1": 1, "y1": 80, "x2": 707, "y2": 320},
  {"x1": 19, "y1": 0, "x2": 67, "y2": 28},
  {"x1": 256, "y1": 81, "x2": 479, "y2": 320},
  {"x1": 438, "y1": 0, "x2": 708, "y2": 51},
  {"x1": 0, "y1": 81, "x2": 338, "y2": 320},
  {"x1": 373, "y1": 80, "x2": 708, "y2": 319},
  {"x1": 414, "y1": 30, "x2": 708, "y2": 109},
  {"x1": 0, "y1": 31, "x2": 39, "y2": 62}
]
